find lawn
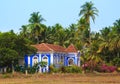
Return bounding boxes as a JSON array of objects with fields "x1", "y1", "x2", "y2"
[{"x1": 0, "y1": 73, "x2": 120, "y2": 84}]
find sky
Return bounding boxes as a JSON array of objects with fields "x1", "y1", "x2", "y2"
[{"x1": 0, "y1": 0, "x2": 120, "y2": 33}]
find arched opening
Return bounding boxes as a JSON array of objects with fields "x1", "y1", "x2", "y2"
[
  {"x1": 42, "y1": 56, "x2": 48, "y2": 64},
  {"x1": 41, "y1": 56, "x2": 48, "y2": 72},
  {"x1": 68, "y1": 58, "x2": 74, "y2": 66},
  {"x1": 33, "y1": 56, "x2": 38, "y2": 65}
]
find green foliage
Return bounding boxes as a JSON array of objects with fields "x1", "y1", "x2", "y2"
[
  {"x1": 63, "y1": 66, "x2": 82, "y2": 73},
  {"x1": 38, "y1": 61, "x2": 47, "y2": 67},
  {"x1": 98, "y1": 19, "x2": 120, "y2": 66},
  {"x1": 2, "y1": 74, "x2": 13, "y2": 78},
  {"x1": 15, "y1": 65, "x2": 25, "y2": 73},
  {"x1": 15, "y1": 63, "x2": 39, "y2": 74},
  {"x1": 0, "y1": 32, "x2": 36, "y2": 71},
  {"x1": 49, "y1": 65, "x2": 82, "y2": 73},
  {"x1": 27, "y1": 66, "x2": 38, "y2": 74},
  {"x1": 0, "y1": 48, "x2": 18, "y2": 67},
  {"x1": 14, "y1": 62, "x2": 47, "y2": 74},
  {"x1": 49, "y1": 65, "x2": 59, "y2": 73}
]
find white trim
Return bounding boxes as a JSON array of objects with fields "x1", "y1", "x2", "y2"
[{"x1": 68, "y1": 53, "x2": 77, "y2": 56}]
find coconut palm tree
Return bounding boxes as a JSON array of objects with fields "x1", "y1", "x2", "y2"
[
  {"x1": 79, "y1": 1, "x2": 98, "y2": 43},
  {"x1": 29, "y1": 12, "x2": 45, "y2": 24},
  {"x1": 20, "y1": 25, "x2": 29, "y2": 38},
  {"x1": 29, "y1": 12, "x2": 45, "y2": 43},
  {"x1": 98, "y1": 19, "x2": 120, "y2": 66},
  {"x1": 78, "y1": 2, "x2": 99, "y2": 72}
]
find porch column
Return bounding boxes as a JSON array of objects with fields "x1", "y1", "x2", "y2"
[
  {"x1": 51, "y1": 53, "x2": 53, "y2": 65},
  {"x1": 39, "y1": 53, "x2": 41, "y2": 62}
]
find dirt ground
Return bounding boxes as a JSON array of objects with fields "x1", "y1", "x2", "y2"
[{"x1": 0, "y1": 73, "x2": 120, "y2": 84}]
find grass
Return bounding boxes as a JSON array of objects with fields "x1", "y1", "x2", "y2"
[{"x1": 0, "y1": 72, "x2": 120, "y2": 84}]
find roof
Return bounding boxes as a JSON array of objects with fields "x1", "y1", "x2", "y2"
[
  {"x1": 65, "y1": 44, "x2": 77, "y2": 53},
  {"x1": 32, "y1": 43, "x2": 77, "y2": 53},
  {"x1": 32, "y1": 43, "x2": 66, "y2": 52}
]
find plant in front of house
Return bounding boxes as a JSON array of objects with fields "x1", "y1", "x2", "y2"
[{"x1": 99, "y1": 64, "x2": 117, "y2": 73}]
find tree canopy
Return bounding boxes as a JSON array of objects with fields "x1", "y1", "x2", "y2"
[{"x1": 0, "y1": 32, "x2": 36, "y2": 68}]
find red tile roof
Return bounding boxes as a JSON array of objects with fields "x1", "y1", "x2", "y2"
[
  {"x1": 32, "y1": 43, "x2": 66, "y2": 52},
  {"x1": 32, "y1": 43, "x2": 77, "y2": 53},
  {"x1": 65, "y1": 44, "x2": 77, "y2": 53}
]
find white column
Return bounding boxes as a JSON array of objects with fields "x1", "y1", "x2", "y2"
[
  {"x1": 28, "y1": 56, "x2": 30, "y2": 65},
  {"x1": 38, "y1": 53, "x2": 42, "y2": 73},
  {"x1": 51, "y1": 53, "x2": 53, "y2": 65},
  {"x1": 75, "y1": 56, "x2": 77, "y2": 65},
  {"x1": 75, "y1": 53, "x2": 78, "y2": 65},
  {"x1": 78, "y1": 57, "x2": 80, "y2": 67},
  {"x1": 39, "y1": 53, "x2": 41, "y2": 62}
]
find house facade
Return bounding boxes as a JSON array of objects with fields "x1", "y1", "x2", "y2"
[{"x1": 24, "y1": 43, "x2": 80, "y2": 72}]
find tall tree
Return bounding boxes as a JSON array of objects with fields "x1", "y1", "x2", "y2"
[
  {"x1": 29, "y1": 12, "x2": 45, "y2": 43},
  {"x1": 79, "y1": 1, "x2": 98, "y2": 43},
  {"x1": 98, "y1": 19, "x2": 120, "y2": 66},
  {"x1": 79, "y1": 2, "x2": 99, "y2": 71},
  {"x1": 20, "y1": 25, "x2": 29, "y2": 38},
  {"x1": 29, "y1": 12, "x2": 45, "y2": 24}
]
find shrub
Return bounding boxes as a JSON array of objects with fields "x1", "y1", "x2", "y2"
[
  {"x1": 60, "y1": 66, "x2": 82, "y2": 73},
  {"x1": 81, "y1": 63, "x2": 91, "y2": 72},
  {"x1": 15, "y1": 65, "x2": 25, "y2": 73},
  {"x1": 2, "y1": 74, "x2": 12, "y2": 78},
  {"x1": 27, "y1": 67, "x2": 36, "y2": 74},
  {"x1": 59, "y1": 66, "x2": 66, "y2": 73},
  {"x1": 117, "y1": 67, "x2": 120, "y2": 72},
  {"x1": 49, "y1": 65, "x2": 59, "y2": 73},
  {"x1": 100, "y1": 64, "x2": 117, "y2": 73},
  {"x1": 49, "y1": 65, "x2": 82, "y2": 73}
]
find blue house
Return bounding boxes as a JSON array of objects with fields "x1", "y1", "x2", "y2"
[{"x1": 24, "y1": 43, "x2": 80, "y2": 72}]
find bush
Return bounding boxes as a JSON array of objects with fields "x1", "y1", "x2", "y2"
[
  {"x1": 2, "y1": 74, "x2": 13, "y2": 78},
  {"x1": 117, "y1": 67, "x2": 120, "y2": 72},
  {"x1": 82, "y1": 63, "x2": 89, "y2": 70},
  {"x1": 15, "y1": 63, "x2": 39, "y2": 74},
  {"x1": 59, "y1": 66, "x2": 66, "y2": 73},
  {"x1": 49, "y1": 65, "x2": 82, "y2": 73},
  {"x1": 49, "y1": 65, "x2": 59, "y2": 73},
  {"x1": 60, "y1": 66, "x2": 82, "y2": 73},
  {"x1": 15, "y1": 65, "x2": 25, "y2": 73},
  {"x1": 100, "y1": 64, "x2": 117, "y2": 73}
]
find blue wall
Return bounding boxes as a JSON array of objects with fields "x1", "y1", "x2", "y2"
[
  {"x1": 24, "y1": 55, "x2": 28, "y2": 67},
  {"x1": 24, "y1": 52, "x2": 79, "y2": 68}
]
